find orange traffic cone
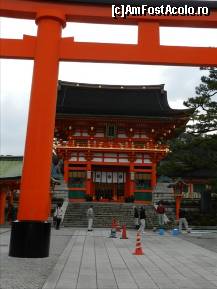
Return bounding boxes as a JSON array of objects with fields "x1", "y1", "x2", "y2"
[
  {"x1": 133, "y1": 232, "x2": 144, "y2": 255},
  {"x1": 120, "y1": 224, "x2": 128, "y2": 239}
]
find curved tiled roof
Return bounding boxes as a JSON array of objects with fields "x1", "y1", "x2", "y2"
[
  {"x1": 56, "y1": 81, "x2": 191, "y2": 119},
  {"x1": 0, "y1": 156, "x2": 62, "y2": 181},
  {"x1": 0, "y1": 156, "x2": 23, "y2": 180}
]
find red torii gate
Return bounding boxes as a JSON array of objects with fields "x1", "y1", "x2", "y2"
[{"x1": 1, "y1": 0, "x2": 217, "y2": 257}]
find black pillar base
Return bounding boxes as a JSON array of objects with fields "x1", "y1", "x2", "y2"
[{"x1": 9, "y1": 221, "x2": 51, "y2": 258}]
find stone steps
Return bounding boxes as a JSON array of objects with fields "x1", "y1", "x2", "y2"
[
  {"x1": 63, "y1": 202, "x2": 176, "y2": 229},
  {"x1": 153, "y1": 182, "x2": 174, "y2": 203}
]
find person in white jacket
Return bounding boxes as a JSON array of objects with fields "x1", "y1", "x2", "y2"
[
  {"x1": 87, "y1": 205, "x2": 94, "y2": 231},
  {"x1": 54, "y1": 203, "x2": 63, "y2": 230}
]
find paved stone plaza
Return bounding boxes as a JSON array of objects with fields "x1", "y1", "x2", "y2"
[{"x1": 1, "y1": 228, "x2": 217, "y2": 289}]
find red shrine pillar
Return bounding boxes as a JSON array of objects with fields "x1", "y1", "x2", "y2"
[
  {"x1": 175, "y1": 195, "x2": 182, "y2": 220},
  {"x1": 86, "y1": 163, "x2": 92, "y2": 196},
  {"x1": 7, "y1": 190, "x2": 14, "y2": 223},
  {"x1": 0, "y1": 190, "x2": 7, "y2": 225},
  {"x1": 9, "y1": 10, "x2": 66, "y2": 258},
  {"x1": 64, "y1": 160, "x2": 69, "y2": 183},
  {"x1": 129, "y1": 163, "x2": 135, "y2": 197},
  {"x1": 151, "y1": 162, "x2": 157, "y2": 188}
]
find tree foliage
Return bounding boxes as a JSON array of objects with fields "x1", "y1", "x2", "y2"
[
  {"x1": 184, "y1": 67, "x2": 217, "y2": 135},
  {"x1": 158, "y1": 68, "x2": 217, "y2": 179},
  {"x1": 158, "y1": 134, "x2": 217, "y2": 177}
]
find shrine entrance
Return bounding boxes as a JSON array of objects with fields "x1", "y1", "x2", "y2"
[
  {"x1": 94, "y1": 183, "x2": 125, "y2": 202},
  {"x1": 92, "y1": 166, "x2": 128, "y2": 202}
]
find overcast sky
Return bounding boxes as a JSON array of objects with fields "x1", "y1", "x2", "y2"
[{"x1": 0, "y1": 17, "x2": 217, "y2": 155}]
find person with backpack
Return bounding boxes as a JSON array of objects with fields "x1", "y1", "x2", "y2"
[{"x1": 156, "y1": 201, "x2": 165, "y2": 227}]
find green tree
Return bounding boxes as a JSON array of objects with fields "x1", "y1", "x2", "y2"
[
  {"x1": 158, "y1": 67, "x2": 217, "y2": 177},
  {"x1": 184, "y1": 67, "x2": 217, "y2": 135},
  {"x1": 158, "y1": 134, "x2": 217, "y2": 177}
]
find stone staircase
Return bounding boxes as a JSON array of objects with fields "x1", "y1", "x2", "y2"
[
  {"x1": 63, "y1": 202, "x2": 175, "y2": 229},
  {"x1": 153, "y1": 182, "x2": 174, "y2": 204}
]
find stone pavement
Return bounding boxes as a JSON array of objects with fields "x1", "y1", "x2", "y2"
[
  {"x1": 1, "y1": 228, "x2": 217, "y2": 289},
  {"x1": 180, "y1": 230, "x2": 217, "y2": 254},
  {"x1": 0, "y1": 227, "x2": 72, "y2": 289}
]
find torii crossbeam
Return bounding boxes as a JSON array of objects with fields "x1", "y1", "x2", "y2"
[{"x1": 1, "y1": 0, "x2": 217, "y2": 257}]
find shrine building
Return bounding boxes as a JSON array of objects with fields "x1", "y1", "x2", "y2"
[{"x1": 55, "y1": 81, "x2": 191, "y2": 204}]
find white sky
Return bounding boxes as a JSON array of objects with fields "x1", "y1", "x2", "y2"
[{"x1": 0, "y1": 17, "x2": 217, "y2": 155}]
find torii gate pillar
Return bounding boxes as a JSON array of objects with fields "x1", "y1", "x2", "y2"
[{"x1": 9, "y1": 11, "x2": 66, "y2": 258}]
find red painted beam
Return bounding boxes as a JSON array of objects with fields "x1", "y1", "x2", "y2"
[
  {"x1": 60, "y1": 39, "x2": 217, "y2": 66},
  {"x1": 0, "y1": 35, "x2": 35, "y2": 59},
  {"x1": 1, "y1": 35, "x2": 217, "y2": 66}
]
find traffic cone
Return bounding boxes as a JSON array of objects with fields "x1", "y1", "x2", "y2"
[
  {"x1": 133, "y1": 232, "x2": 144, "y2": 255},
  {"x1": 120, "y1": 224, "x2": 128, "y2": 239}
]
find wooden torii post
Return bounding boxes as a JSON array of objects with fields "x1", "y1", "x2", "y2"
[{"x1": 1, "y1": 0, "x2": 217, "y2": 257}]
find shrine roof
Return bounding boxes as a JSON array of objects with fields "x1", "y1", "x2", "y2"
[
  {"x1": 0, "y1": 156, "x2": 23, "y2": 180},
  {"x1": 0, "y1": 156, "x2": 61, "y2": 181},
  {"x1": 56, "y1": 81, "x2": 192, "y2": 119}
]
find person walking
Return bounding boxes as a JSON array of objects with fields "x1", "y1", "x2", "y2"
[
  {"x1": 156, "y1": 201, "x2": 165, "y2": 227},
  {"x1": 179, "y1": 208, "x2": 190, "y2": 233},
  {"x1": 133, "y1": 206, "x2": 139, "y2": 229},
  {"x1": 87, "y1": 205, "x2": 94, "y2": 231},
  {"x1": 138, "y1": 206, "x2": 146, "y2": 234},
  {"x1": 54, "y1": 203, "x2": 63, "y2": 230}
]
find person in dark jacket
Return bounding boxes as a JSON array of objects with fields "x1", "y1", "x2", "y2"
[
  {"x1": 179, "y1": 209, "x2": 191, "y2": 233},
  {"x1": 133, "y1": 206, "x2": 139, "y2": 229},
  {"x1": 138, "y1": 206, "x2": 146, "y2": 233}
]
